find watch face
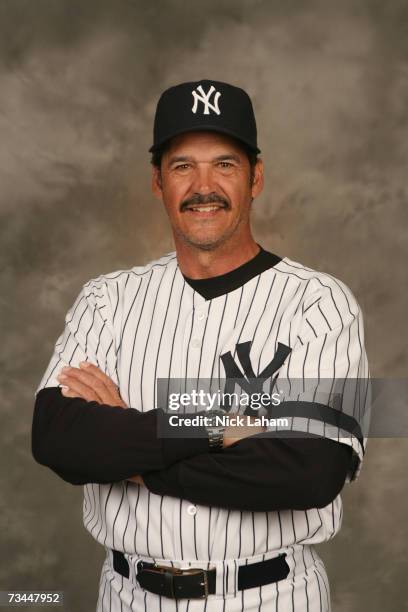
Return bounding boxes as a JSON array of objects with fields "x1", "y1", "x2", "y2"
[{"x1": 207, "y1": 409, "x2": 226, "y2": 430}]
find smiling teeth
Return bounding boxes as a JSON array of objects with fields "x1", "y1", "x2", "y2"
[{"x1": 189, "y1": 205, "x2": 221, "y2": 212}]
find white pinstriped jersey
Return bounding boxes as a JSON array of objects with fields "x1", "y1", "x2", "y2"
[{"x1": 35, "y1": 250, "x2": 369, "y2": 572}]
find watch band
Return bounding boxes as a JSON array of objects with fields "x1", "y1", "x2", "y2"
[
  {"x1": 206, "y1": 409, "x2": 226, "y2": 452},
  {"x1": 207, "y1": 428, "x2": 224, "y2": 451}
]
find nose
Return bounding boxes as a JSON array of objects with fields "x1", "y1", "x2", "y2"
[{"x1": 190, "y1": 162, "x2": 215, "y2": 194}]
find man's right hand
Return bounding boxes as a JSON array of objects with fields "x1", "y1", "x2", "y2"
[{"x1": 56, "y1": 362, "x2": 128, "y2": 408}]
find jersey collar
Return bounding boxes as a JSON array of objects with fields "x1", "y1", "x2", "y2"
[{"x1": 180, "y1": 243, "x2": 282, "y2": 300}]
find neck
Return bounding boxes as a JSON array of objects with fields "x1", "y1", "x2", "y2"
[{"x1": 174, "y1": 236, "x2": 260, "y2": 279}]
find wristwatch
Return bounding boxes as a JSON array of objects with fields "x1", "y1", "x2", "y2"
[{"x1": 205, "y1": 409, "x2": 227, "y2": 451}]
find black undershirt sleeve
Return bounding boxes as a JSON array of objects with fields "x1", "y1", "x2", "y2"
[
  {"x1": 143, "y1": 432, "x2": 353, "y2": 512},
  {"x1": 32, "y1": 387, "x2": 352, "y2": 512},
  {"x1": 31, "y1": 387, "x2": 209, "y2": 485}
]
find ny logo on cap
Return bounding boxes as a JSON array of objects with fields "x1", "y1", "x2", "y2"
[{"x1": 191, "y1": 85, "x2": 221, "y2": 115}]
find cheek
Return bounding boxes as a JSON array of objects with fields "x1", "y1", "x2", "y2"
[
  {"x1": 162, "y1": 184, "x2": 186, "y2": 215},
  {"x1": 225, "y1": 184, "x2": 251, "y2": 209},
  {"x1": 219, "y1": 174, "x2": 250, "y2": 200}
]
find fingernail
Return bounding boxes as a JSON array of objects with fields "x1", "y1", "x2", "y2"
[
  {"x1": 62, "y1": 366, "x2": 70, "y2": 373},
  {"x1": 80, "y1": 361, "x2": 90, "y2": 367},
  {"x1": 61, "y1": 386, "x2": 69, "y2": 393},
  {"x1": 58, "y1": 374, "x2": 67, "y2": 381}
]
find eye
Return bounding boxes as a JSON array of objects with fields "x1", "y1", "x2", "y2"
[
  {"x1": 217, "y1": 161, "x2": 233, "y2": 168},
  {"x1": 174, "y1": 163, "x2": 191, "y2": 170}
]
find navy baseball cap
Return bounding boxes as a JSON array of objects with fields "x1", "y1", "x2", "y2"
[{"x1": 149, "y1": 79, "x2": 261, "y2": 154}]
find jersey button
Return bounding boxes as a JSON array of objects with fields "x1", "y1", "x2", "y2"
[
  {"x1": 191, "y1": 338, "x2": 201, "y2": 348},
  {"x1": 196, "y1": 310, "x2": 207, "y2": 320},
  {"x1": 187, "y1": 504, "x2": 197, "y2": 516}
]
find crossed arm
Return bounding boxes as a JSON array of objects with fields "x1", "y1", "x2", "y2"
[{"x1": 32, "y1": 363, "x2": 352, "y2": 511}]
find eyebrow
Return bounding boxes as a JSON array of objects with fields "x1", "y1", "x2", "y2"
[{"x1": 167, "y1": 153, "x2": 242, "y2": 166}]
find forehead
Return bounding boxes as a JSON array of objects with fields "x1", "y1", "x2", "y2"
[{"x1": 163, "y1": 130, "x2": 247, "y2": 158}]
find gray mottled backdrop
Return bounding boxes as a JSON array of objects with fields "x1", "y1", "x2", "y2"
[{"x1": 1, "y1": 1, "x2": 407, "y2": 610}]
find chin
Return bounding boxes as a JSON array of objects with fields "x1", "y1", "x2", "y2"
[{"x1": 182, "y1": 235, "x2": 229, "y2": 251}]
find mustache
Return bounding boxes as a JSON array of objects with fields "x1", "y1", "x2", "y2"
[{"x1": 181, "y1": 192, "x2": 229, "y2": 211}]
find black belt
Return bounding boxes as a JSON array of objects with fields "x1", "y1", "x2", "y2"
[{"x1": 112, "y1": 549, "x2": 290, "y2": 599}]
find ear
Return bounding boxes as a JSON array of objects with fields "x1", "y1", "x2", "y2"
[
  {"x1": 251, "y1": 158, "x2": 264, "y2": 199},
  {"x1": 151, "y1": 165, "x2": 163, "y2": 199}
]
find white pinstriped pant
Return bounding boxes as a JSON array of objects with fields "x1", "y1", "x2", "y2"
[{"x1": 96, "y1": 545, "x2": 331, "y2": 611}]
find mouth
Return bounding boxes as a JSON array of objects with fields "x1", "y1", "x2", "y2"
[{"x1": 183, "y1": 203, "x2": 227, "y2": 215}]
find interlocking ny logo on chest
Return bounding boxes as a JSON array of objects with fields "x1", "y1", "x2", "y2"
[
  {"x1": 221, "y1": 341, "x2": 292, "y2": 394},
  {"x1": 191, "y1": 85, "x2": 221, "y2": 115}
]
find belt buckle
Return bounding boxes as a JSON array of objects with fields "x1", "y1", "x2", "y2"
[
  {"x1": 179, "y1": 568, "x2": 209, "y2": 598},
  {"x1": 149, "y1": 565, "x2": 209, "y2": 599}
]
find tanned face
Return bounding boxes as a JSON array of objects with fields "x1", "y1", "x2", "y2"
[{"x1": 151, "y1": 131, "x2": 263, "y2": 252}]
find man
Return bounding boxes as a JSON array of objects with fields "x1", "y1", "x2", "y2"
[{"x1": 32, "y1": 79, "x2": 370, "y2": 611}]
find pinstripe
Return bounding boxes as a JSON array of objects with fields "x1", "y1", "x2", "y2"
[
  {"x1": 163, "y1": 279, "x2": 185, "y2": 410},
  {"x1": 291, "y1": 545, "x2": 296, "y2": 612},
  {"x1": 111, "y1": 484, "x2": 126, "y2": 551},
  {"x1": 257, "y1": 277, "x2": 290, "y2": 375},
  {"x1": 121, "y1": 483, "x2": 131, "y2": 550},
  {"x1": 146, "y1": 476, "x2": 155, "y2": 554},
  {"x1": 306, "y1": 318, "x2": 318, "y2": 338},
  {"x1": 271, "y1": 277, "x2": 291, "y2": 353},
  {"x1": 251, "y1": 272, "x2": 277, "y2": 372},
  {"x1": 317, "y1": 301, "x2": 332, "y2": 331},
  {"x1": 183, "y1": 287, "x2": 196, "y2": 394},
  {"x1": 230, "y1": 275, "x2": 263, "y2": 380},
  {"x1": 207, "y1": 506, "x2": 212, "y2": 559},
  {"x1": 314, "y1": 564, "x2": 330, "y2": 610},
  {"x1": 152, "y1": 266, "x2": 178, "y2": 412},
  {"x1": 313, "y1": 568, "x2": 323, "y2": 612},
  {"x1": 195, "y1": 300, "x2": 213, "y2": 385},
  {"x1": 193, "y1": 511, "x2": 199, "y2": 560},
  {"x1": 98, "y1": 565, "x2": 109, "y2": 611},
  {"x1": 129, "y1": 269, "x2": 154, "y2": 407},
  {"x1": 209, "y1": 294, "x2": 228, "y2": 390},
  {"x1": 179, "y1": 498, "x2": 184, "y2": 559},
  {"x1": 302, "y1": 547, "x2": 310, "y2": 609},
  {"x1": 84, "y1": 483, "x2": 96, "y2": 527},
  {"x1": 140, "y1": 267, "x2": 166, "y2": 412},
  {"x1": 232, "y1": 285, "x2": 244, "y2": 329},
  {"x1": 116, "y1": 277, "x2": 143, "y2": 356},
  {"x1": 90, "y1": 479, "x2": 107, "y2": 540},
  {"x1": 159, "y1": 495, "x2": 165, "y2": 559},
  {"x1": 132, "y1": 483, "x2": 141, "y2": 554},
  {"x1": 95, "y1": 320, "x2": 106, "y2": 360},
  {"x1": 117, "y1": 575, "x2": 124, "y2": 612},
  {"x1": 85, "y1": 484, "x2": 100, "y2": 536},
  {"x1": 98, "y1": 483, "x2": 114, "y2": 544}
]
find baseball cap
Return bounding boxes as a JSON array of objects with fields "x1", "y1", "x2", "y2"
[{"x1": 149, "y1": 79, "x2": 261, "y2": 154}]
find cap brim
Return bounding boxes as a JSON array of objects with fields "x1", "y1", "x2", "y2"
[{"x1": 149, "y1": 125, "x2": 261, "y2": 154}]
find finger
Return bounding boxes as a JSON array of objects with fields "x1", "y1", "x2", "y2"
[
  {"x1": 77, "y1": 364, "x2": 127, "y2": 407},
  {"x1": 59, "y1": 367, "x2": 111, "y2": 403},
  {"x1": 79, "y1": 362, "x2": 119, "y2": 392},
  {"x1": 60, "y1": 386, "x2": 80, "y2": 399},
  {"x1": 58, "y1": 375, "x2": 103, "y2": 403},
  {"x1": 80, "y1": 362, "x2": 127, "y2": 407},
  {"x1": 65, "y1": 365, "x2": 120, "y2": 405},
  {"x1": 59, "y1": 366, "x2": 127, "y2": 408},
  {"x1": 60, "y1": 385, "x2": 90, "y2": 401}
]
